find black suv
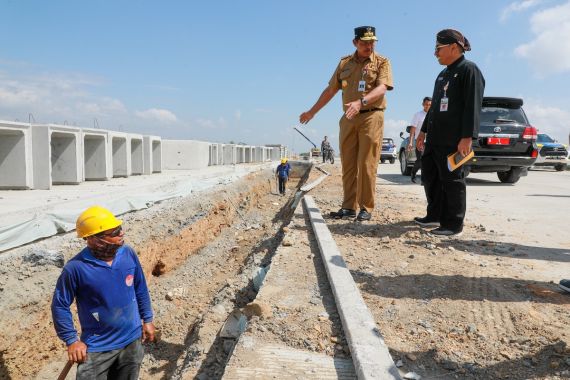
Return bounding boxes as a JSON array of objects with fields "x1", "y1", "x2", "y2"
[{"x1": 399, "y1": 97, "x2": 538, "y2": 184}]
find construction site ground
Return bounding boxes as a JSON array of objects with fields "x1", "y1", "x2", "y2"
[{"x1": 0, "y1": 161, "x2": 569, "y2": 379}]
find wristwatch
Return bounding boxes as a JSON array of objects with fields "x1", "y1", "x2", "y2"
[{"x1": 361, "y1": 98, "x2": 368, "y2": 106}]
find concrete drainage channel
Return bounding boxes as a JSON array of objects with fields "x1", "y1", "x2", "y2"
[
  {"x1": 1, "y1": 161, "x2": 396, "y2": 379},
  {"x1": 138, "y1": 162, "x2": 314, "y2": 379}
]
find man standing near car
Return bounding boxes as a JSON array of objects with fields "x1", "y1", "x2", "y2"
[
  {"x1": 408, "y1": 96, "x2": 432, "y2": 183},
  {"x1": 299, "y1": 26, "x2": 393, "y2": 221},
  {"x1": 415, "y1": 29, "x2": 485, "y2": 236}
]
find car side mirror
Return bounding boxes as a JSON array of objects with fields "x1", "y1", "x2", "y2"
[
  {"x1": 399, "y1": 132, "x2": 404, "y2": 139},
  {"x1": 406, "y1": 125, "x2": 412, "y2": 133}
]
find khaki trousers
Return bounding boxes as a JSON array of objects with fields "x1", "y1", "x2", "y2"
[{"x1": 339, "y1": 110, "x2": 384, "y2": 212}]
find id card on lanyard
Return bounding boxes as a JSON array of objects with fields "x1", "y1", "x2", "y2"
[
  {"x1": 358, "y1": 66, "x2": 368, "y2": 92},
  {"x1": 440, "y1": 81, "x2": 449, "y2": 112}
]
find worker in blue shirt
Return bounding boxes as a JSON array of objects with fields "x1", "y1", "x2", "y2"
[
  {"x1": 275, "y1": 158, "x2": 291, "y2": 195},
  {"x1": 51, "y1": 205, "x2": 155, "y2": 379}
]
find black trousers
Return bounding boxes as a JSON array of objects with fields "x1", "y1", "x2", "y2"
[
  {"x1": 411, "y1": 147, "x2": 422, "y2": 177},
  {"x1": 278, "y1": 176, "x2": 288, "y2": 194},
  {"x1": 421, "y1": 145, "x2": 466, "y2": 231}
]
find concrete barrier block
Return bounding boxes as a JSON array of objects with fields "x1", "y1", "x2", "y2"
[
  {"x1": 31, "y1": 124, "x2": 82, "y2": 187},
  {"x1": 223, "y1": 144, "x2": 236, "y2": 165},
  {"x1": 254, "y1": 147, "x2": 263, "y2": 162},
  {"x1": 162, "y1": 139, "x2": 210, "y2": 170},
  {"x1": 108, "y1": 131, "x2": 129, "y2": 177},
  {"x1": 0, "y1": 121, "x2": 33, "y2": 189},
  {"x1": 129, "y1": 134, "x2": 144, "y2": 175},
  {"x1": 245, "y1": 146, "x2": 253, "y2": 163},
  {"x1": 82, "y1": 128, "x2": 111, "y2": 181},
  {"x1": 143, "y1": 135, "x2": 162, "y2": 174}
]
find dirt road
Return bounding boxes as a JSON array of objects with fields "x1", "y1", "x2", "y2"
[{"x1": 311, "y1": 162, "x2": 570, "y2": 379}]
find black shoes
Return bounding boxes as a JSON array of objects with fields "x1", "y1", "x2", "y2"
[
  {"x1": 429, "y1": 227, "x2": 463, "y2": 237},
  {"x1": 330, "y1": 208, "x2": 356, "y2": 219},
  {"x1": 329, "y1": 208, "x2": 370, "y2": 221},
  {"x1": 414, "y1": 216, "x2": 440, "y2": 227},
  {"x1": 356, "y1": 209, "x2": 371, "y2": 221},
  {"x1": 411, "y1": 175, "x2": 417, "y2": 183}
]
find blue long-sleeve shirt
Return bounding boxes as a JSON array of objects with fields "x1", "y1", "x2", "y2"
[
  {"x1": 51, "y1": 245, "x2": 153, "y2": 352},
  {"x1": 276, "y1": 163, "x2": 291, "y2": 178}
]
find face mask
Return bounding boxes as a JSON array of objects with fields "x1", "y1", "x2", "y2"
[{"x1": 88, "y1": 235, "x2": 124, "y2": 261}]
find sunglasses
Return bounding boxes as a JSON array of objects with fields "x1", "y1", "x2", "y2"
[
  {"x1": 435, "y1": 43, "x2": 452, "y2": 52},
  {"x1": 98, "y1": 226, "x2": 123, "y2": 238}
]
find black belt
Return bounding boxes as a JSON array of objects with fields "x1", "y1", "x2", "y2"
[{"x1": 359, "y1": 107, "x2": 384, "y2": 114}]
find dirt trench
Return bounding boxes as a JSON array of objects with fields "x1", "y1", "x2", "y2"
[{"x1": 0, "y1": 164, "x2": 311, "y2": 380}]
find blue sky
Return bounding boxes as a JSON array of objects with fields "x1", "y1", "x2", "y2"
[{"x1": 1, "y1": 0, "x2": 569, "y2": 154}]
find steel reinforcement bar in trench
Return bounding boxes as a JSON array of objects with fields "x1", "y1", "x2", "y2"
[{"x1": 303, "y1": 195, "x2": 401, "y2": 380}]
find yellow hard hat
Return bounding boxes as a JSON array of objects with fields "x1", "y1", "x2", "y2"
[
  {"x1": 281, "y1": 158, "x2": 288, "y2": 164},
  {"x1": 76, "y1": 206, "x2": 122, "y2": 238}
]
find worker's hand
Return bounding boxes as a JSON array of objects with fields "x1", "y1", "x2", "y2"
[
  {"x1": 142, "y1": 322, "x2": 156, "y2": 343},
  {"x1": 67, "y1": 341, "x2": 88, "y2": 363},
  {"x1": 406, "y1": 141, "x2": 413, "y2": 152},
  {"x1": 344, "y1": 100, "x2": 362, "y2": 120},
  {"x1": 416, "y1": 132, "x2": 426, "y2": 152},
  {"x1": 457, "y1": 137, "x2": 472, "y2": 157},
  {"x1": 299, "y1": 111, "x2": 314, "y2": 124}
]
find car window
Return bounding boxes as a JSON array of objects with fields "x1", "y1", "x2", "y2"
[
  {"x1": 480, "y1": 107, "x2": 528, "y2": 124},
  {"x1": 537, "y1": 134, "x2": 555, "y2": 143}
]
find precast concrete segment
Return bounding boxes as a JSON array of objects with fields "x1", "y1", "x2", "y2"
[
  {"x1": 224, "y1": 341, "x2": 356, "y2": 380},
  {"x1": 300, "y1": 174, "x2": 329, "y2": 192},
  {"x1": 0, "y1": 122, "x2": 33, "y2": 189},
  {"x1": 303, "y1": 195, "x2": 401, "y2": 380},
  {"x1": 108, "y1": 131, "x2": 129, "y2": 178},
  {"x1": 162, "y1": 140, "x2": 210, "y2": 170},
  {"x1": 81, "y1": 128, "x2": 112, "y2": 181},
  {"x1": 129, "y1": 134, "x2": 144, "y2": 175},
  {"x1": 143, "y1": 135, "x2": 162, "y2": 174}
]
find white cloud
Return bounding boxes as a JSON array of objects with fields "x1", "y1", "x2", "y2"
[
  {"x1": 524, "y1": 100, "x2": 570, "y2": 144},
  {"x1": 135, "y1": 108, "x2": 178, "y2": 123},
  {"x1": 195, "y1": 117, "x2": 227, "y2": 129},
  {"x1": 500, "y1": 0, "x2": 543, "y2": 22},
  {"x1": 235, "y1": 109, "x2": 241, "y2": 120},
  {"x1": 514, "y1": 1, "x2": 570, "y2": 75}
]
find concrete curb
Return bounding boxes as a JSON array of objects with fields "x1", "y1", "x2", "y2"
[{"x1": 303, "y1": 195, "x2": 401, "y2": 380}]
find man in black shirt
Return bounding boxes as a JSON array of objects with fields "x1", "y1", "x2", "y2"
[{"x1": 415, "y1": 29, "x2": 485, "y2": 236}]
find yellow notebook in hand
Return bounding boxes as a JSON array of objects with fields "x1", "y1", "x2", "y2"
[{"x1": 447, "y1": 150, "x2": 474, "y2": 171}]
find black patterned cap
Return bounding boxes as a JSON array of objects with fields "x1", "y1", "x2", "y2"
[
  {"x1": 436, "y1": 29, "x2": 471, "y2": 51},
  {"x1": 354, "y1": 26, "x2": 377, "y2": 41}
]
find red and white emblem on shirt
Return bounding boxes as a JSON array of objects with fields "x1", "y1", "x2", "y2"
[{"x1": 125, "y1": 274, "x2": 134, "y2": 287}]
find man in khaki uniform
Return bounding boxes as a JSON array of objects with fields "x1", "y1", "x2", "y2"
[{"x1": 300, "y1": 26, "x2": 393, "y2": 221}]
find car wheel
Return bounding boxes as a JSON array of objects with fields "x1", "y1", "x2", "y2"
[
  {"x1": 555, "y1": 164, "x2": 565, "y2": 171},
  {"x1": 497, "y1": 167, "x2": 522, "y2": 184},
  {"x1": 380, "y1": 159, "x2": 385, "y2": 164},
  {"x1": 389, "y1": 158, "x2": 395, "y2": 164},
  {"x1": 399, "y1": 150, "x2": 412, "y2": 176}
]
